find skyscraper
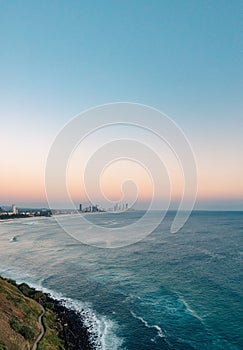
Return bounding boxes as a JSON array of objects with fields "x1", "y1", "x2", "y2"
[{"x1": 12, "y1": 204, "x2": 18, "y2": 215}]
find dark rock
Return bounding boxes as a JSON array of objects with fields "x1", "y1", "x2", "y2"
[{"x1": 45, "y1": 295, "x2": 95, "y2": 350}]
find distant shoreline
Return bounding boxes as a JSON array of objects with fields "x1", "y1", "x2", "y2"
[{"x1": 0, "y1": 212, "x2": 52, "y2": 221}]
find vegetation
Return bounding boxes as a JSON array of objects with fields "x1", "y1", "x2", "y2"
[
  {"x1": 38, "y1": 309, "x2": 65, "y2": 350},
  {"x1": 9, "y1": 319, "x2": 22, "y2": 332},
  {"x1": 0, "y1": 276, "x2": 64, "y2": 349},
  {"x1": 19, "y1": 325, "x2": 36, "y2": 341}
]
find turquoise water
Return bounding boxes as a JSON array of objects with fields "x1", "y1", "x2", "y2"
[{"x1": 0, "y1": 211, "x2": 242, "y2": 349}]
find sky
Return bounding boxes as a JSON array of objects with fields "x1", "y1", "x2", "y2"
[{"x1": 0, "y1": 0, "x2": 242, "y2": 210}]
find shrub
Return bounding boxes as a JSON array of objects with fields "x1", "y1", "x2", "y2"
[
  {"x1": 18, "y1": 283, "x2": 35, "y2": 297},
  {"x1": 45, "y1": 302, "x2": 54, "y2": 310},
  {"x1": 32, "y1": 291, "x2": 46, "y2": 303},
  {"x1": 9, "y1": 320, "x2": 35, "y2": 341},
  {"x1": 19, "y1": 325, "x2": 35, "y2": 340},
  {"x1": 9, "y1": 319, "x2": 21, "y2": 332},
  {"x1": 6, "y1": 278, "x2": 17, "y2": 286}
]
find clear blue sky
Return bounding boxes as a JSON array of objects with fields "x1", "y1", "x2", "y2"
[{"x1": 0, "y1": 1, "x2": 242, "y2": 209}]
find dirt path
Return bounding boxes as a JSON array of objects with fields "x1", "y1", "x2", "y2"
[{"x1": 32, "y1": 304, "x2": 45, "y2": 350}]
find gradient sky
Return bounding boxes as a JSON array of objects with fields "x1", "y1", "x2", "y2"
[{"x1": 0, "y1": 0, "x2": 242, "y2": 209}]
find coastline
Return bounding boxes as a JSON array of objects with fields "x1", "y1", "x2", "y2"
[
  {"x1": 45, "y1": 293, "x2": 94, "y2": 349},
  {"x1": 0, "y1": 276, "x2": 95, "y2": 350}
]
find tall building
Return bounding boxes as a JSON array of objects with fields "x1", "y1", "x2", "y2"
[
  {"x1": 92, "y1": 205, "x2": 98, "y2": 212},
  {"x1": 79, "y1": 204, "x2": 82, "y2": 212},
  {"x1": 12, "y1": 204, "x2": 18, "y2": 215}
]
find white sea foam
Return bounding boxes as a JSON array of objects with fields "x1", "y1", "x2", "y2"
[
  {"x1": 131, "y1": 311, "x2": 165, "y2": 338},
  {"x1": 178, "y1": 294, "x2": 203, "y2": 323},
  {"x1": 36, "y1": 285, "x2": 123, "y2": 350},
  {"x1": 123, "y1": 294, "x2": 142, "y2": 303},
  {"x1": 0, "y1": 271, "x2": 123, "y2": 350},
  {"x1": 60, "y1": 297, "x2": 123, "y2": 350}
]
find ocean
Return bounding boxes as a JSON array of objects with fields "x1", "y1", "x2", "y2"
[{"x1": 0, "y1": 211, "x2": 242, "y2": 349}]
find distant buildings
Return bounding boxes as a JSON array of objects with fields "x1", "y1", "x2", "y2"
[
  {"x1": 0, "y1": 204, "x2": 18, "y2": 216},
  {"x1": 92, "y1": 205, "x2": 98, "y2": 212},
  {"x1": 113, "y1": 203, "x2": 129, "y2": 212},
  {"x1": 0, "y1": 204, "x2": 52, "y2": 219},
  {"x1": 78, "y1": 202, "x2": 130, "y2": 213},
  {"x1": 78, "y1": 203, "x2": 103, "y2": 213},
  {"x1": 12, "y1": 204, "x2": 18, "y2": 215}
]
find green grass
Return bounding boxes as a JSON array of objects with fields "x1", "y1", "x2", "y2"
[
  {"x1": 0, "y1": 276, "x2": 65, "y2": 349},
  {"x1": 38, "y1": 309, "x2": 65, "y2": 350}
]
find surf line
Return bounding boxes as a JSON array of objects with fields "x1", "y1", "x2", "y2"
[{"x1": 131, "y1": 311, "x2": 165, "y2": 338}]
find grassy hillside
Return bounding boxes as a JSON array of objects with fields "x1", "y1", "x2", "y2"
[{"x1": 0, "y1": 277, "x2": 64, "y2": 350}]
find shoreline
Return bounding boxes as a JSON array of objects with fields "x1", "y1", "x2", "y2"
[
  {"x1": 0, "y1": 276, "x2": 95, "y2": 350},
  {"x1": 45, "y1": 294, "x2": 95, "y2": 350}
]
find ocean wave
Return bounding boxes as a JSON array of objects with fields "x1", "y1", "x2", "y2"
[
  {"x1": 30, "y1": 284, "x2": 124, "y2": 350},
  {"x1": 0, "y1": 270, "x2": 123, "y2": 350},
  {"x1": 59, "y1": 297, "x2": 123, "y2": 350},
  {"x1": 177, "y1": 294, "x2": 204, "y2": 323},
  {"x1": 123, "y1": 294, "x2": 142, "y2": 303},
  {"x1": 130, "y1": 311, "x2": 165, "y2": 339}
]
